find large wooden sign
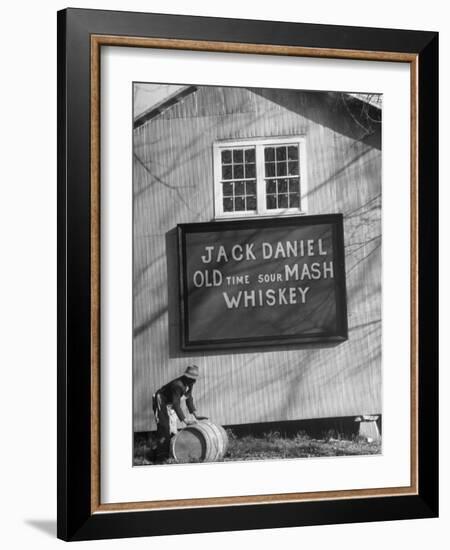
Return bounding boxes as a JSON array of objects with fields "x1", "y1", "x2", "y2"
[{"x1": 178, "y1": 214, "x2": 347, "y2": 350}]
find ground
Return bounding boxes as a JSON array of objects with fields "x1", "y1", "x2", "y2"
[{"x1": 134, "y1": 430, "x2": 381, "y2": 466}]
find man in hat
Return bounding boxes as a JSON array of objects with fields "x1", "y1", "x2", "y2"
[{"x1": 152, "y1": 365, "x2": 208, "y2": 461}]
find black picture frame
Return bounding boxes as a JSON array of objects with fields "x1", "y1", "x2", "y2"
[
  {"x1": 57, "y1": 7, "x2": 438, "y2": 542},
  {"x1": 178, "y1": 214, "x2": 348, "y2": 350}
]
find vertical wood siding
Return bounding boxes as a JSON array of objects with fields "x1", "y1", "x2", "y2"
[{"x1": 133, "y1": 87, "x2": 381, "y2": 432}]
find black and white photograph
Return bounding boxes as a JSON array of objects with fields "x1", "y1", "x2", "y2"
[
  {"x1": 0, "y1": 0, "x2": 442, "y2": 547},
  {"x1": 132, "y1": 83, "x2": 382, "y2": 466}
]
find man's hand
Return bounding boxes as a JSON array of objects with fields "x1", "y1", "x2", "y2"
[{"x1": 185, "y1": 418, "x2": 197, "y2": 426}]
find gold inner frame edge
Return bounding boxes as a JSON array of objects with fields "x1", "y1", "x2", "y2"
[{"x1": 89, "y1": 34, "x2": 419, "y2": 514}]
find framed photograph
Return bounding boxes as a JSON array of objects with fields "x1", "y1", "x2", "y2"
[{"x1": 57, "y1": 8, "x2": 438, "y2": 541}]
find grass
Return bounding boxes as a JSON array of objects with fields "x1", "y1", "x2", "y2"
[
  {"x1": 134, "y1": 429, "x2": 381, "y2": 466},
  {"x1": 225, "y1": 430, "x2": 380, "y2": 461}
]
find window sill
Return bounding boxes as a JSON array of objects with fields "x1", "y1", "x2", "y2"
[{"x1": 213, "y1": 211, "x2": 308, "y2": 221}]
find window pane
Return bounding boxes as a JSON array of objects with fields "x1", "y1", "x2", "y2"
[
  {"x1": 266, "y1": 194, "x2": 277, "y2": 210},
  {"x1": 277, "y1": 162, "x2": 287, "y2": 176},
  {"x1": 223, "y1": 182, "x2": 233, "y2": 196},
  {"x1": 265, "y1": 147, "x2": 275, "y2": 162},
  {"x1": 222, "y1": 165, "x2": 232, "y2": 180},
  {"x1": 223, "y1": 198, "x2": 233, "y2": 212},
  {"x1": 278, "y1": 179, "x2": 288, "y2": 193},
  {"x1": 233, "y1": 164, "x2": 244, "y2": 179},
  {"x1": 221, "y1": 149, "x2": 232, "y2": 164},
  {"x1": 265, "y1": 162, "x2": 275, "y2": 178},
  {"x1": 245, "y1": 148, "x2": 255, "y2": 163},
  {"x1": 266, "y1": 179, "x2": 277, "y2": 194},
  {"x1": 276, "y1": 146, "x2": 287, "y2": 161},
  {"x1": 289, "y1": 193, "x2": 300, "y2": 208},
  {"x1": 246, "y1": 180, "x2": 256, "y2": 195},
  {"x1": 233, "y1": 149, "x2": 243, "y2": 163},
  {"x1": 235, "y1": 197, "x2": 246, "y2": 211},
  {"x1": 278, "y1": 194, "x2": 288, "y2": 208},
  {"x1": 288, "y1": 161, "x2": 299, "y2": 176},
  {"x1": 235, "y1": 181, "x2": 245, "y2": 195},
  {"x1": 245, "y1": 163, "x2": 256, "y2": 178},
  {"x1": 246, "y1": 196, "x2": 257, "y2": 210},
  {"x1": 219, "y1": 142, "x2": 303, "y2": 214},
  {"x1": 288, "y1": 145, "x2": 298, "y2": 160},
  {"x1": 289, "y1": 178, "x2": 300, "y2": 193}
]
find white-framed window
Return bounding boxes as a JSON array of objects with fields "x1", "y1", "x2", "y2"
[{"x1": 213, "y1": 136, "x2": 307, "y2": 219}]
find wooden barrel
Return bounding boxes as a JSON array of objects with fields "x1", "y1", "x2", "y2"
[{"x1": 170, "y1": 420, "x2": 229, "y2": 463}]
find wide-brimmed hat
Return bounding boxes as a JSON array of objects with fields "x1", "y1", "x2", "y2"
[{"x1": 184, "y1": 365, "x2": 199, "y2": 379}]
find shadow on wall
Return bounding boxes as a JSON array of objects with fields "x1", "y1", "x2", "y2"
[
  {"x1": 250, "y1": 88, "x2": 381, "y2": 150},
  {"x1": 166, "y1": 227, "x2": 182, "y2": 357}
]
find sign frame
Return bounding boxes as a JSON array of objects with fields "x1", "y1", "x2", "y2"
[{"x1": 178, "y1": 214, "x2": 348, "y2": 350}]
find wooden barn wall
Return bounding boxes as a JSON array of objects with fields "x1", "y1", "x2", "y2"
[{"x1": 133, "y1": 86, "x2": 381, "y2": 432}]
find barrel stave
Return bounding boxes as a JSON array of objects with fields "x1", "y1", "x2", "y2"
[{"x1": 170, "y1": 421, "x2": 229, "y2": 463}]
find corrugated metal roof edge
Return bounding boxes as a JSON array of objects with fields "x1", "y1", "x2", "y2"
[
  {"x1": 133, "y1": 86, "x2": 381, "y2": 129},
  {"x1": 133, "y1": 85, "x2": 198, "y2": 129}
]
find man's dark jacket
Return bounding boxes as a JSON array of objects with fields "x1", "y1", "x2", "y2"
[{"x1": 155, "y1": 377, "x2": 196, "y2": 422}]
